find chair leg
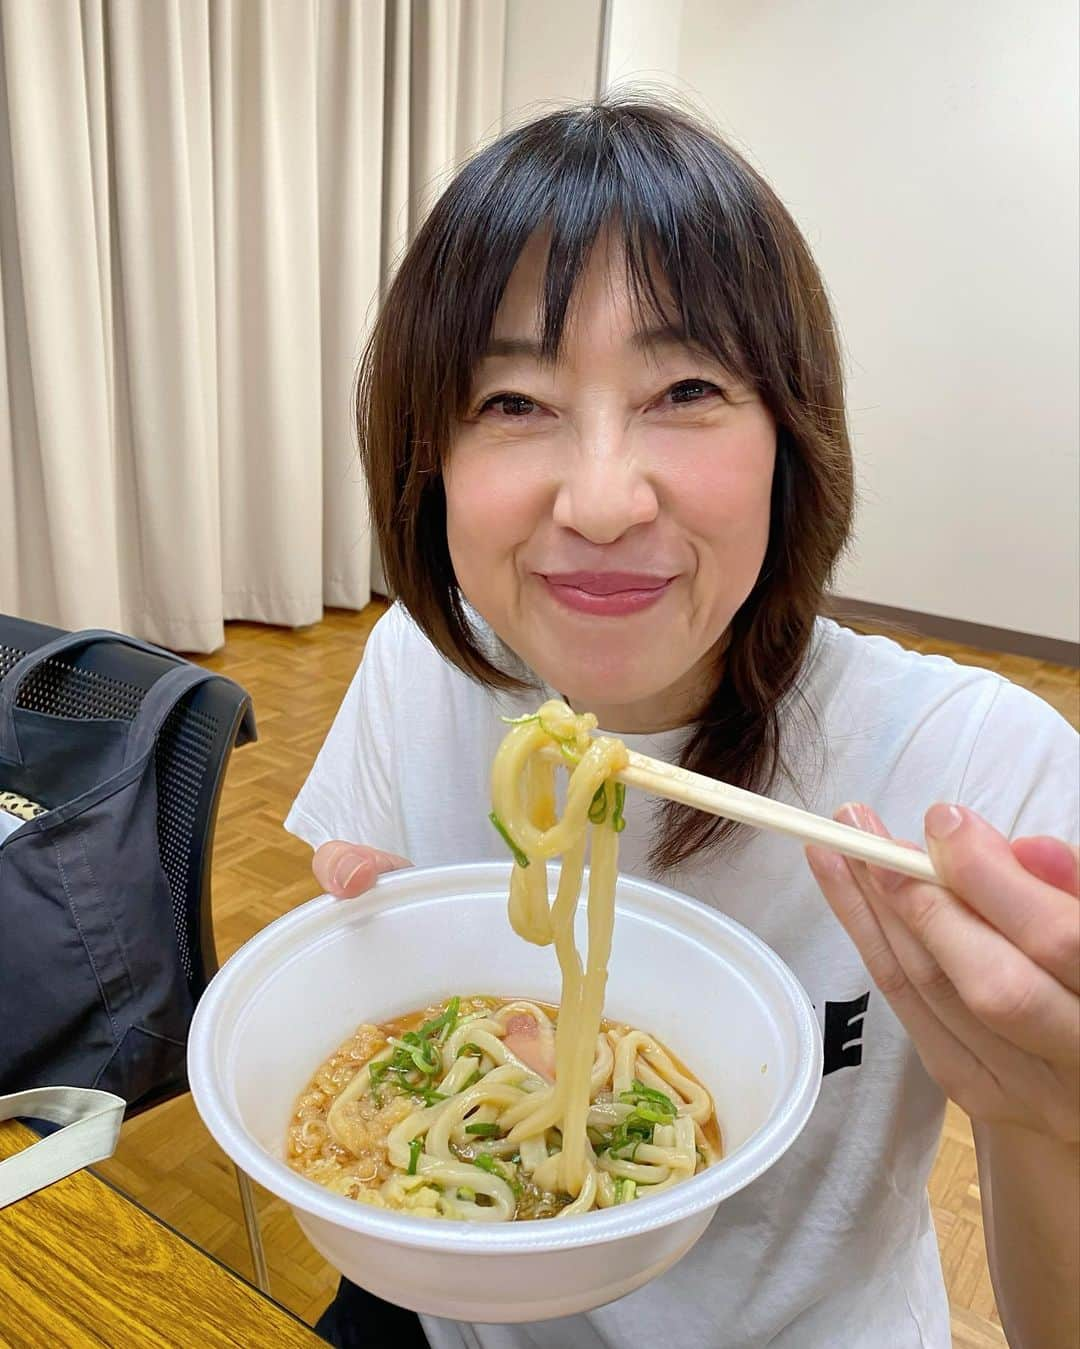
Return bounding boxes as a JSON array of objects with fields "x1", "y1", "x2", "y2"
[{"x1": 235, "y1": 1165, "x2": 271, "y2": 1295}]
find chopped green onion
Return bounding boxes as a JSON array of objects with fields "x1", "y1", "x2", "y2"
[
  {"x1": 588, "y1": 784, "x2": 608, "y2": 824},
  {"x1": 607, "y1": 1109, "x2": 655, "y2": 1159},
  {"x1": 499, "y1": 713, "x2": 540, "y2": 726},
  {"x1": 463, "y1": 1070, "x2": 482, "y2": 1088},
  {"x1": 611, "y1": 782, "x2": 627, "y2": 833},
  {"x1": 619, "y1": 1081, "x2": 677, "y2": 1116},
  {"x1": 472, "y1": 1152, "x2": 521, "y2": 1196},
  {"x1": 457, "y1": 1043, "x2": 484, "y2": 1060},
  {"x1": 465, "y1": 1122, "x2": 500, "y2": 1137},
  {"x1": 615, "y1": 1178, "x2": 637, "y2": 1204},
  {"x1": 417, "y1": 1089, "x2": 447, "y2": 1107},
  {"x1": 610, "y1": 1137, "x2": 645, "y2": 1161},
  {"x1": 458, "y1": 1186, "x2": 477, "y2": 1202},
  {"x1": 633, "y1": 1078, "x2": 676, "y2": 1104},
  {"x1": 626, "y1": 1103, "x2": 671, "y2": 1125},
  {"x1": 617, "y1": 1113, "x2": 653, "y2": 1135},
  {"x1": 407, "y1": 1137, "x2": 422, "y2": 1175},
  {"x1": 406, "y1": 1042, "x2": 441, "y2": 1075},
  {"x1": 489, "y1": 811, "x2": 530, "y2": 868},
  {"x1": 420, "y1": 997, "x2": 461, "y2": 1044},
  {"x1": 368, "y1": 1061, "x2": 390, "y2": 1104},
  {"x1": 537, "y1": 715, "x2": 573, "y2": 742}
]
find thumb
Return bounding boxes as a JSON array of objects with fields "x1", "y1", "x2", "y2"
[{"x1": 313, "y1": 841, "x2": 411, "y2": 898}]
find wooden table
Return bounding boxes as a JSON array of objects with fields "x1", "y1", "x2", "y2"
[{"x1": 0, "y1": 1121, "x2": 324, "y2": 1348}]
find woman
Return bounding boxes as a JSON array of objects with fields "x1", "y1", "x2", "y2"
[{"x1": 286, "y1": 100, "x2": 1079, "y2": 1348}]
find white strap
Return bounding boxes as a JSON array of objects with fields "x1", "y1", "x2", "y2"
[{"x1": 0, "y1": 1086, "x2": 125, "y2": 1208}]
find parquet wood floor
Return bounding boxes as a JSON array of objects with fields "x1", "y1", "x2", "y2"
[{"x1": 93, "y1": 602, "x2": 1078, "y2": 1343}]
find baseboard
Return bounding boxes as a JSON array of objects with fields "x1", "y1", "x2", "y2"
[{"x1": 828, "y1": 596, "x2": 1080, "y2": 668}]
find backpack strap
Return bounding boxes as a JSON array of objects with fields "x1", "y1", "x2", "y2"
[
  {"x1": 0, "y1": 629, "x2": 222, "y2": 768},
  {"x1": 0, "y1": 629, "x2": 179, "y2": 766},
  {"x1": 122, "y1": 662, "x2": 217, "y2": 768},
  {"x1": 0, "y1": 1087, "x2": 125, "y2": 1208}
]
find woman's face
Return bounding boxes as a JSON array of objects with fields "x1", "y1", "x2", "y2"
[{"x1": 444, "y1": 235, "x2": 777, "y2": 733}]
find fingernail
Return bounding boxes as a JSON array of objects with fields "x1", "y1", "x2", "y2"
[
  {"x1": 333, "y1": 853, "x2": 364, "y2": 893},
  {"x1": 926, "y1": 803, "x2": 964, "y2": 841},
  {"x1": 344, "y1": 865, "x2": 368, "y2": 894},
  {"x1": 837, "y1": 803, "x2": 900, "y2": 891}
]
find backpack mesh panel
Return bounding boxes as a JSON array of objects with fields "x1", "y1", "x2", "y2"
[{"x1": 0, "y1": 642, "x2": 216, "y2": 983}]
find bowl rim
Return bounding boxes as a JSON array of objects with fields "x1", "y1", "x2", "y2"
[{"x1": 188, "y1": 861, "x2": 823, "y2": 1254}]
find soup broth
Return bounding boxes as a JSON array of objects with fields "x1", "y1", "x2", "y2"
[{"x1": 288, "y1": 994, "x2": 721, "y2": 1223}]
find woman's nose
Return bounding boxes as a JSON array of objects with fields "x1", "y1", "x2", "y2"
[{"x1": 551, "y1": 428, "x2": 659, "y2": 544}]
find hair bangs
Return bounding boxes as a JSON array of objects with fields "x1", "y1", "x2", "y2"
[{"x1": 430, "y1": 102, "x2": 766, "y2": 426}]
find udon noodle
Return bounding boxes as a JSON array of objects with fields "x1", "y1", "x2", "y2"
[{"x1": 287, "y1": 701, "x2": 720, "y2": 1220}]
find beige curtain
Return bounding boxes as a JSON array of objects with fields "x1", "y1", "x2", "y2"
[{"x1": 0, "y1": 0, "x2": 505, "y2": 652}]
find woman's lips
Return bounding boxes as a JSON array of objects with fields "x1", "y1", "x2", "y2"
[{"x1": 538, "y1": 571, "x2": 675, "y2": 616}]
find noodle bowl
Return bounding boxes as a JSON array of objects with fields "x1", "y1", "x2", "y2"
[{"x1": 189, "y1": 858, "x2": 823, "y2": 1319}]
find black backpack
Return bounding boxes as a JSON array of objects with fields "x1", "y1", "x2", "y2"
[{"x1": 0, "y1": 626, "x2": 253, "y2": 1105}]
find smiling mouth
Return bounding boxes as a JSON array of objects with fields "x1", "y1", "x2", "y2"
[{"x1": 537, "y1": 571, "x2": 675, "y2": 617}]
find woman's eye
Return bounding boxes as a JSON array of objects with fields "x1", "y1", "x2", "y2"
[
  {"x1": 480, "y1": 393, "x2": 539, "y2": 418},
  {"x1": 665, "y1": 379, "x2": 722, "y2": 407}
]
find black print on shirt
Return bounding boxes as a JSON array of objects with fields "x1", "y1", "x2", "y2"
[{"x1": 821, "y1": 992, "x2": 871, "y2": 1076}]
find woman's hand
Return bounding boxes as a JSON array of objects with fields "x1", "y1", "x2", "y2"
[
  {"x1": 807, "y1": 803, "x2": 1079, "y2": 1143},
  {"x1": 312, "y1": 840, "x2": 412, "y2": 898}
]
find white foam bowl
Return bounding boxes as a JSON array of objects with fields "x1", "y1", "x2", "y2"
[{"x1": 188, "y1": 862, "x2": 821, "y2": 1322}]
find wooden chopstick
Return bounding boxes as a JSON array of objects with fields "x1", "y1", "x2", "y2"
[{"x1": 617, "y1": 750, "x2": 942, "y2": 886}]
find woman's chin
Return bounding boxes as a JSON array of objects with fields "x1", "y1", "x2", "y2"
[{"x1": 533, "y1": 657, "x2": 685, "y2": 728}]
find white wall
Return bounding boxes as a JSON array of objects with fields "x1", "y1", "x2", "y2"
[
  {"x1": 503, "y1": 0, "x2": 604, "y2": 123},
  {"x1": 606, "y1": 0, "x2": 1080, "y2": 643},
  {"x1": 602, "y1": 0, "x2": 683, "y2": 92}
]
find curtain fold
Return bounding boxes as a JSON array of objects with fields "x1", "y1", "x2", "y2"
[
  {"x1": 109, "y1": 0, "x2": 222, "y2": 650},
  {"x1": 0, "y1": 0, "x2": 506, "y2": 652},
  {"x1": 317, "y1": 0, "x2": 390, "y2": 611},
  {"x1": 0, "y1": 0, "x2": 122, "y2": 631}
]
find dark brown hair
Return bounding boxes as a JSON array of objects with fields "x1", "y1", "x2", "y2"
[{"x1": 358, "y1": 97, "x2": 854, "y2": 870}]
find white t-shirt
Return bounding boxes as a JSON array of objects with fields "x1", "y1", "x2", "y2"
[{"x1": 286, "y1": 603, "x2": 1079, "y2": 1349}]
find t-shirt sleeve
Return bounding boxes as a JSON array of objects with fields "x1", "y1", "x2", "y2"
[
  {"x1": 958, "y1": 677, "x2": 1079, "y2": 844},
  {"x1": 283, "y1": 605, "x2": 406, "y2": 856}
]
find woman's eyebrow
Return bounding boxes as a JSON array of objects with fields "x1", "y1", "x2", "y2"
[
  {"x1": 630, "y1": 321, "x2": 691, "y2": 352},
  {"x1": 481, "y1": 324, "x2": 715, "y2": 363},
  {"x1": 484, "y1": 325, "x2": 690, "y2": 357},
  {"x1": 483, "y1": 336, "x2": 544, "y2": 359}
]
